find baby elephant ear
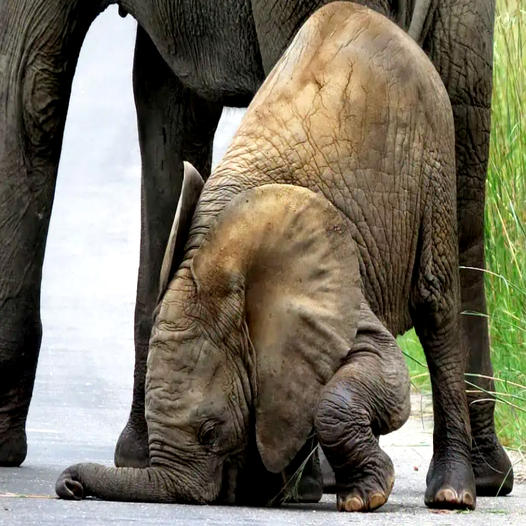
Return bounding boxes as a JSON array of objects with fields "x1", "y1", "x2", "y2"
[
  {"x1": 192, "y1": 184, "x2": 361, "y2": 474},
  {"x1": 158, "y1": 162, "x2": 204, "y2": 298},
  {"x1": 245, "y1": 187, "x2": 361, "y2": 473}
]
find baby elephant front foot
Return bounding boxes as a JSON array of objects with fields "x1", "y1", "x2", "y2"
[
  {"x1": 336, "y1": 448, "x2": 394, "y2": 512},
  {"x1": 56, "y1": 465, "x2": 85, "y2": 500},
  {"x1": 425, "y1": 457, "x2": 476, "y2": 510}
]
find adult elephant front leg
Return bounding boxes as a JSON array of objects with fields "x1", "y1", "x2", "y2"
[
  {"x1": 0, "y1": 0, "x2": 105, "y2": 467},
  {"x1": 424, "y1": 0, "x2": 513, "y2": 495},
  {"x1": 114, "y1": 26, "x2": 223, "y2": 468}
]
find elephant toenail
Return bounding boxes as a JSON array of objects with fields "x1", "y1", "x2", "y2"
[
  {"x1": 369, "y1": 493, "x2": 386, "y2": 510},
  {"x1": 436, "y1": 488, "x2": 457, "y2": 502},
  {"x1": 461, "y1": 491, "x2": 475, "y2": 509},
  {"x1": 344, "y1": 496, "x2": 364, "y2": 512}
]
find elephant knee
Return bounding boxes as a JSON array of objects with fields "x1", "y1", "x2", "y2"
[{"x1": 315, "y1": 383, "x2": 370, "y2": 452}]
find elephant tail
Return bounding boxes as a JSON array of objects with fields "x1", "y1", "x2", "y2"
[{"x1": 408, "y1": 0, "x2": 436, "y2": 45}]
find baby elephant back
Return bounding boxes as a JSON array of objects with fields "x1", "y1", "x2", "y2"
[{"x1": 223, "y1": 2, "x2": 456, "y2": 334}]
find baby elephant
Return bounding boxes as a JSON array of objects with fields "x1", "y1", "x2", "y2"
[{"x1": 56, "y1": 2, "x2": 474, "y2": 511}]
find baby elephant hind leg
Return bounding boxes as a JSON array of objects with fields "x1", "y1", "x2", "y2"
[
  {"x1": 411, "y1": 163, "x2": 476, "y2": 509},
  {"x1": 413, "y1": 296, "x2": 476, "y2": 510},
  {"x1": 315, "y1": 304, "x2": 411, "y2": 512}
]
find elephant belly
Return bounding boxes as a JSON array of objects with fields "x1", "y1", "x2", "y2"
[{"x1": 127, "y1": 0, "x2": 265, "y2": 102}]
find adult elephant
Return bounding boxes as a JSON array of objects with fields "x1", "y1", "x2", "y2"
[{"x1": 0, "y1": 0, "x2": 511, "y2": 495}]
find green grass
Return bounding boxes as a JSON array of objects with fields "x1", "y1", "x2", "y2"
[{"x1": 398, "y1": 0, "x2": 526, "y2": 450}]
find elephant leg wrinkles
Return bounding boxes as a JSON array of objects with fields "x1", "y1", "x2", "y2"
[
  {"x1": 316, "y1": 302, "x2": 411, "y2": 512},
  {"x1": 0, "y1": 0, "x2": 105, "y2": 467},
  {"x1": 409, "y1": 152, "x2": 476, "y2": 509}
]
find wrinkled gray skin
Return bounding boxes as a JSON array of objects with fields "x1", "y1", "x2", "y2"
[
  {"x1": 57, "y1": 3, "x2": 477, "y2": 511},
  {"x1": 0, "y1": 0, "x2": 511, "y2": 498}
]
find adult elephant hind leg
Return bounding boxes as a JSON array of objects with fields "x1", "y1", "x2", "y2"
[
  {"x1": 114, "y1": 27, "x2": 223, "y2": 468},
  {"x1": 0, "y1": 0, "x2": 102, "y2": 466},
  {"x1": 423, "y1": 0, "x2": 512, "y2": 495},
  {"x1": 315, "y1": 303, "x2": 411, "y2": 512}
]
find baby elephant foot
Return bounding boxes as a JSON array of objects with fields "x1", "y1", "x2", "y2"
[
  {"x1": 425, "y1": 457, "x2": 476, "y2": 510},
  {"x1": 336, "y1": 449, "x2": 394, "y2": 512},
  {"x1": 282, "y1": 439, "x2": 323, "y2": 503}
]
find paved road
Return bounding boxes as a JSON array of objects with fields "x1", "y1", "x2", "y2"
[
  {"x1": 2, "y1": 397, "x2": 525, "y2": 525},
  {"x1": 1, "y1": 6, "x2": 525, "y2": 526}
]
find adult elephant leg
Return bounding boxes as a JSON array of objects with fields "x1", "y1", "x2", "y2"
[
  {"x1": 0, "y1": 0, "x2": 104, "y2": 466},
  {"x1": 424, "y1": 0, "x2": 512, "y2": 495},
  {"x1": 114, "y1": 27, "x2": 223, "y2": 468}
]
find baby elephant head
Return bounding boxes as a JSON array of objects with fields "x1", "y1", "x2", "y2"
[{"x1": 56, "y1": 163, "x2": 360, "y2": 504}]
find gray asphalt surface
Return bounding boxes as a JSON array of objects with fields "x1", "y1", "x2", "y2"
[{"x1": 1, "y1": 6, "x2": 524, "y2": 526}]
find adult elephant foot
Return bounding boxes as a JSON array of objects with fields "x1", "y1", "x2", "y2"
[
  {"x1": 290, "y1": 447, "x2": 323, "y2": 504},
  {"x1": 0, "y1": 338, "x2": 40, "y2": 468},
  {"x1": 425, "y1": 457, "x2": 476, "y2": 510},
  {"x1": 319, "y1": 447, "x2": 336, "y2": 493},
  {"x1": 0, "y1": 428, "x2": 27, "y2": 467},
  {"x1": 294, "y1": 469, "x2": 323, "y2": 503},
  {"x1": 279, "y1": 435, "x2": 323, "y2": 504},
  {"x1": 472, "y1": 433, "x2": 513, "y2": 496},
  {"x1": 461, "y1": 280, "x2": 514, "y2": 496},
  {"x1": 114, "y1": 419, "x2": 149, "y2": 469},
  {"x1": 466, "y1": 356, "x2": 514, "y2": 495}
]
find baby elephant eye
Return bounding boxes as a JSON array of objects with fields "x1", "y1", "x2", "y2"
[{"x1": 198, "y1": 422, "x2": 219, "y2": 447}]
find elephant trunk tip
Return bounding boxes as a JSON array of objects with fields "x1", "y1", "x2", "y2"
[{"x1": 56, "y1": 468, "x2": 84, "y2": 500}]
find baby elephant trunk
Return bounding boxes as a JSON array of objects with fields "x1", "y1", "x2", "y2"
[{"x1": 55, "y1": 463, "x2": 202, "y2": 503}]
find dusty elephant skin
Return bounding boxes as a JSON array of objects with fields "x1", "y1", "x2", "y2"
[
  {"x1": 57, "y1": 4, "x2": 477, "y2": 511},
  {"x1": 0, "y1": 0, "x2": 510, "y2": 499}
]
